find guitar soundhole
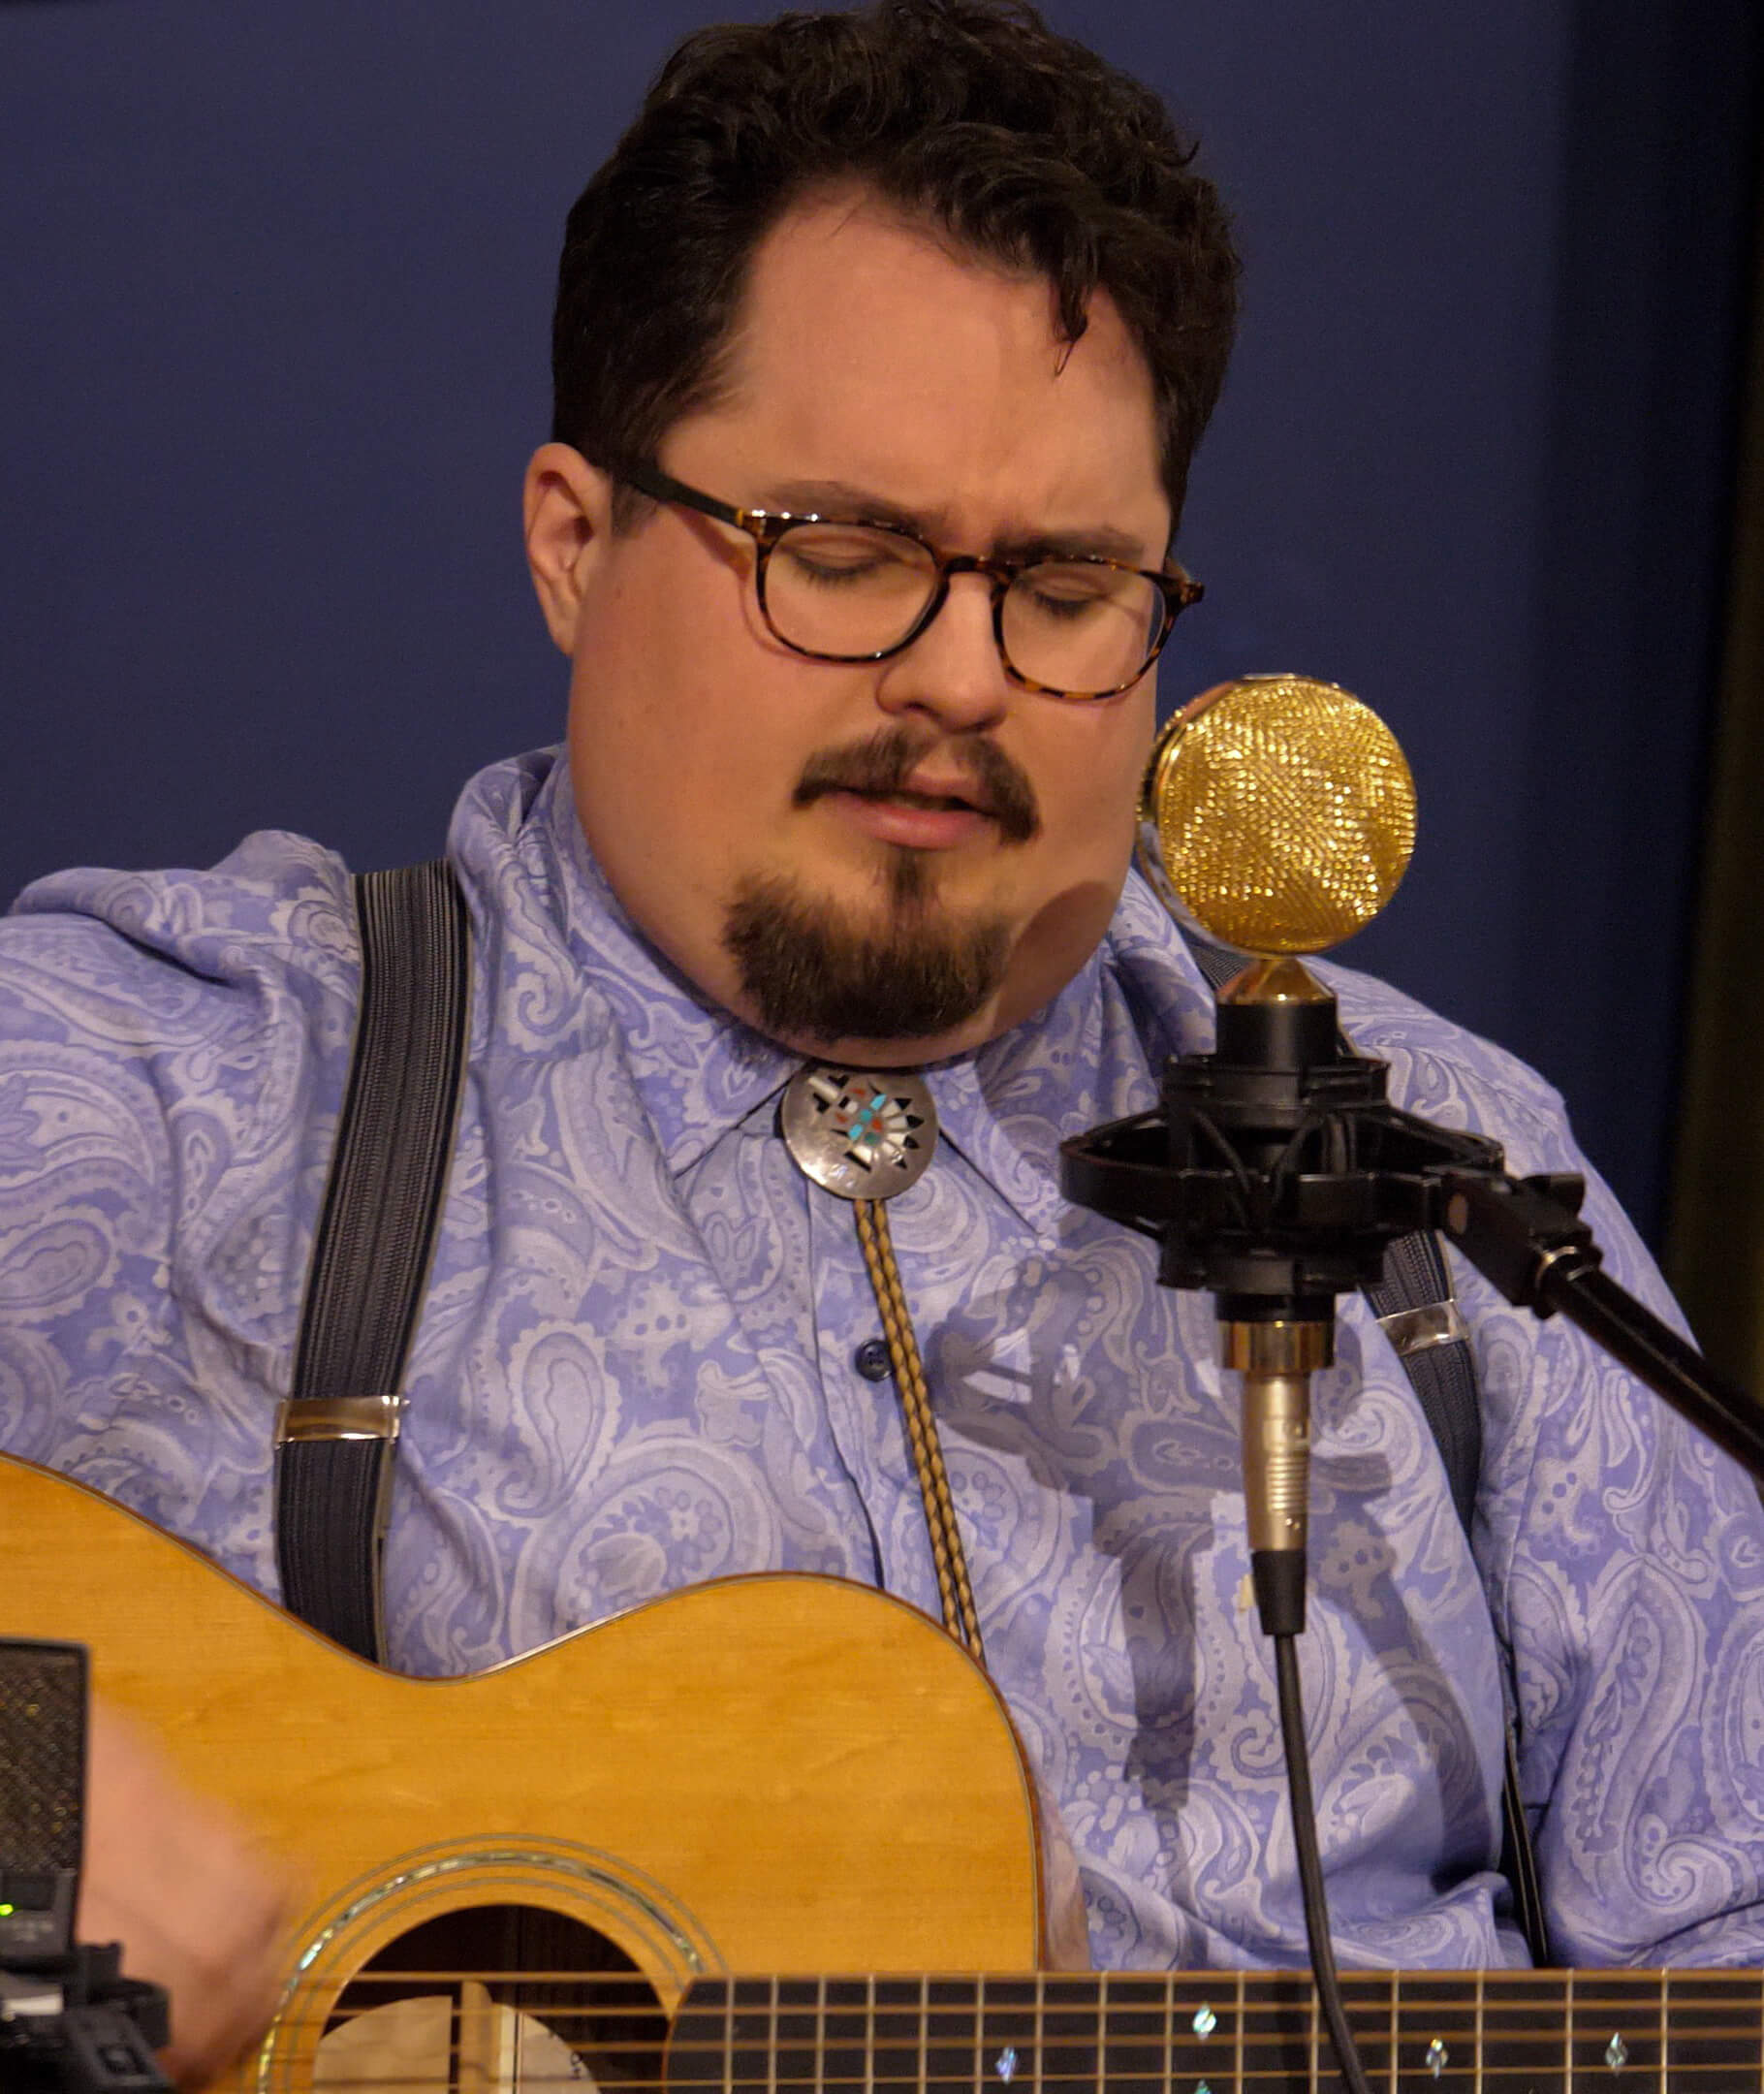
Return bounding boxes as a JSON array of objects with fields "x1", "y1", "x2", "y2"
[{"x1": 320, "y1": 1902, "x2": 668, "y2": 2090}]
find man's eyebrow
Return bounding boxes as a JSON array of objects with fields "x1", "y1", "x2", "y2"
[
  {"x1": 992, "y1": 524, "x2": 1150, "y2": 566},
  {"x1": 755, "y1": 479, "x2": 1154, "y2": 566},
  {"x1": 756, "y1": 478, "x2": 948, "y2": 533}
]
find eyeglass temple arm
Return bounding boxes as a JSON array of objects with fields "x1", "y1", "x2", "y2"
[{"x1": 622, "y1": 460, "x2": 749, "y2": 530}]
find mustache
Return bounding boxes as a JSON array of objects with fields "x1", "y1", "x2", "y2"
[{"x1": 791, "y1": 726, "x2": 1040, "y2": 845}]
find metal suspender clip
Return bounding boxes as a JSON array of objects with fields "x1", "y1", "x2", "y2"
[
  {"x1": 1374, "y1": 1299, "x2": 1469, "y2": 1358},
  {"x1": 274, "y1": 1394, "x2": 407, "y2": 1444}
]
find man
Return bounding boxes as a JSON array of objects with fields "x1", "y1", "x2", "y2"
[{"x1": 7, "y1": 1, "x2": 1764, "y2": 2084}]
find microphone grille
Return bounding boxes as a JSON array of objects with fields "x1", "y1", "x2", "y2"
[
  {"x1": 1141, "y1": 674, "x2": 1416, "y2": 955},
  {"x1": 0, "y1": 1639, "x2": 84, "y2": 1874}
]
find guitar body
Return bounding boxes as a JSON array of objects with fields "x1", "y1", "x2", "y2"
[
  {"x1": 0, "y1": 1451, "x2": 1046, "y2": 2087},
  {"x1": 15, "y1": 1452, "x2": 1758, "y2": 2094}
]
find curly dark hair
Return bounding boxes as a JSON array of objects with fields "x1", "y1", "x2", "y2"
[{"x1": 551, "y1": 0, "x2": 1240, "y2": 535}]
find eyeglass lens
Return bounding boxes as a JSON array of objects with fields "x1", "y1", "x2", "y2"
[{"x1": 764, "y1": 524, "x2": 1164, "y2": 692}]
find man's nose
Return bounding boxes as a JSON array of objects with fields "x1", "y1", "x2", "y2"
[{"x1": 873, "y1": 572, "x2": 1012, "y2": 732}]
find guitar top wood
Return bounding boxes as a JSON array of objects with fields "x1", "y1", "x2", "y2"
[{"x1": 0, "y1": 1450, "x2": 1046, "y2": 2083}]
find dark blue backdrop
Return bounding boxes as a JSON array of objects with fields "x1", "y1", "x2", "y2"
[{"x1": 2, "y1": 0, "x2": 1756, "y2": 1246}]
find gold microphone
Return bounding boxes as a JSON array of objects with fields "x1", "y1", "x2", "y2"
[{"x1": 1139, "y1": 674, "x2": 1417, "y2": 1609}]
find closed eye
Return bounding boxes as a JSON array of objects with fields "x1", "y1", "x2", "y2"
[
  {"x1": 776, "y1": 525, "x2": 927, "y2": 588},
  {"x1": 1019, "y1": 564, "x2": 1122, "y2": 619}
]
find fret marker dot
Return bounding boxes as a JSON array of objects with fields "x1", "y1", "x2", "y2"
[
  {"x1": 1191, "y1": 2005, "x2": 1217, "y2": 2038},
  {"x1": 1605, "y1": 2035, "x2": 1628, "y2": 2073},
  {"x1": 1425, "y1": 2038, "x2": 1449, "y2": 2078},
  {"x1": 1196, "y1": 2081, "x2": 1212, "y2": 2094},
  {"x1": 993, "y1": 2047, "x2": 1019, "y2": 2084}
]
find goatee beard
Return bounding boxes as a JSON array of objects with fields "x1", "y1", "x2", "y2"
[{"x1": 723, "y1": 851, "x2": 1010, "y2": 1047}]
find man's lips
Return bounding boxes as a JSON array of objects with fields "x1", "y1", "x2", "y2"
[
  {"x1": 792, "y1": 725, "x2": 1041, "y2": 844},
  {"x1": 817, "y1": 786, "x2": 995, "y2": 850}
]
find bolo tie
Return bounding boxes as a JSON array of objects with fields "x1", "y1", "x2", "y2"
[{"x1": 779, "y1": 1063, "x2": 985, "y2": 1665}]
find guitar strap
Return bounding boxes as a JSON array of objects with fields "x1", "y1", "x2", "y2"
[
  {"x1": 273, "y1": 861, "x2": 471, "y2": 1666},
  {"x1": 270, "y1": 864, "x2": 1551, "y2": 1961}
]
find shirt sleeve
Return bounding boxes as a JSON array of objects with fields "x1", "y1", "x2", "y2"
[
  {"x1": 1475, "y1": 1157, "x2": 1764, "y2": 1966},
  {"x1": 1329, "y1": 955, "x2": 1764, "y2": 1964},
  {"x1": 0, "y1": 833, "x2": 358, "y2": 1597}
]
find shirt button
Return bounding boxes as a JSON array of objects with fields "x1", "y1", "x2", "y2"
[{"x1": 854, "y1": 1339, "x2": 892, "y2": 1382}]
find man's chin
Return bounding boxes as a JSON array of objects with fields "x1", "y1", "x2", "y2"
[
  {"x1": 721, "y1": 872, "x2": 1011, "y2": 1057},
  {"x1": 772, "y1": 1005, "x2": 1004, "y2": 1068}
]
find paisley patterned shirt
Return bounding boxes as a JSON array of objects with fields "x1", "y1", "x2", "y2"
[{"x1": 5, "y1": 747, "x2": 1764, "y2": 1973}]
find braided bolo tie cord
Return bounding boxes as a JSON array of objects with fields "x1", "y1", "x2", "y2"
[{"x1": 852, "y1": 1197, "x2": 986, "y2": 1665}]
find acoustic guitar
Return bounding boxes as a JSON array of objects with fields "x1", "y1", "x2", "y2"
[{"x1": 4, "y1": 1450, "x2": 1760, "y2": 2092}]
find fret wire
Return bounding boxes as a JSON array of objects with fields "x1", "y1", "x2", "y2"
[
  {"x1": 970, "y1": 1970, "x2": 982, "y2": 2094},
  {"x1": 1473, "y1": 1965, "x2": 1483, "y2": 2094},
  {"x1": 866, "y1": 1972, "x2": 876, "y2": 2094},
  {"x1": 1037, "y1": 1967, "x2": 1047, "y2": 2094},
  {"x1": 1564, "y1": 1964, "x2": 1575, "y2": 2094},
  {"x1": 1100, "y1": 1966, "x2": 1111, "y2": 2094},
  {"x1": 1161, "y1": 1961, "x2": 1174, "y2": 2094},
  {"x1": 723, "y1": 1955, "x2": 734, "y2": 2094},
  {"x1": 1656, "y1": 1967, "x2": 1666, "y2": 2094}
]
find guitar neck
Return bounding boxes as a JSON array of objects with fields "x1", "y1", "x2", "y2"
[{"x1": 669, "y1": 1968, "x2": 1763, "y2": 2094}]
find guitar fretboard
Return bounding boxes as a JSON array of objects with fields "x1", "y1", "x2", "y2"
[{"x1": 669, "y1": 1969, "x2": 1764, "y2": 2094}]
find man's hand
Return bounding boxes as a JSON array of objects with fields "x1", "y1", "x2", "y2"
[{"x1": 79, "y1": 1701, "x2": 294, "y2": 2089}]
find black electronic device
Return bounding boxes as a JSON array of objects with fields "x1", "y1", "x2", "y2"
[{"x1": 0, "y1": 1639, "x2": 171, "y2": 2093}]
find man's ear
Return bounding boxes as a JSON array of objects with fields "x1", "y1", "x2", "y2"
[{"x1": 523, "y1": 443, "x2": 616, "y2": 655}]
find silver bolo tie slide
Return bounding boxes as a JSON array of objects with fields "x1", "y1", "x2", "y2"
[{"x1": 778, "y1": 1064, "x2": 939, "y2": 1199}]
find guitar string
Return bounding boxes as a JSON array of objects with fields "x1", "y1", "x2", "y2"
[
  {"x1": 314, "y1": 1971, "x2": 1748, "y2": 2005},
  {"x1": 276, "y1": 1974, "x2": 1763, "y2": 2037},
  {"x1": 280, "y1": 2008, "x2": 1764, "y2": 2047},
  {"x1": 319, "y1": 1977, "x2": 1741, "y2": 1991},
  {"x1": 285, "y1": 2029, "x2": 1762, "y2": 2077},
  {"x1": 287, "y1": 1969, "x2": 1760, "y2": 2078},
  {"x1": 238, "y1": 2061, "x2": 1764, "y2": 2086},
  {"x1": 299, "y1": 1982, "x2": 1755, "y2": 2015},
  {"x1": 299, "y1": 2011, "x2": 1764, "y2": 2046}
]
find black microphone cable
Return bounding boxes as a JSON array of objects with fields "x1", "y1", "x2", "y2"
[{"x1": 1250, "y1": 1546, "x2": 1373, "y2": 2094}]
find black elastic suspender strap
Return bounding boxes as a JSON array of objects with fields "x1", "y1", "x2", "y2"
[
  {"x1": 273, "y1": 862, "x2": 470, "y2": 1663},
  {"x1": 1181, "y1": 928, "x2": 1552, "y2": 1963},
  {"x1": 1362, "y1": 1230, "x2": 1482, "y2": 1536}
]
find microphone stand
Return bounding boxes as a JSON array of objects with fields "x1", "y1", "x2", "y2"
[{"x1": 1058, "y1": 952, "x2": 1764, "y2": 2094}]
